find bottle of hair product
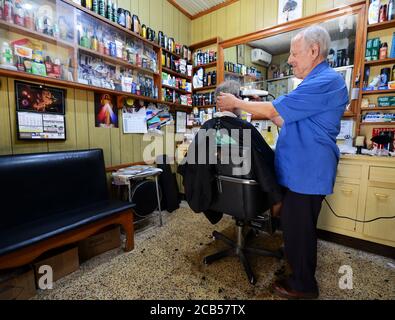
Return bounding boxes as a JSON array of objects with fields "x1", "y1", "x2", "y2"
[
  {"x1": 379, "y1": 42, "x2": 388, "y2": 59},
  {"x1": 265, "y1": 126, "x2": 275, "y2": 147},
  {"x1": 369, "y1": 0, "x2": 381, "y2": 25},
  {"x1": 388, "y1": 0, "x2": 395, "y2": 20}
]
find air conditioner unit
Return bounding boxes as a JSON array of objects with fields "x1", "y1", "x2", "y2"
[{"x1": 251, "y1": 48, "x2": 272, "y2": 66}]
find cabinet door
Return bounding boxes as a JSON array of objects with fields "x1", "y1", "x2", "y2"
[
  {"x1": 364, "y1": 187, "x2": 395, "y2": 243},
  {"x1": 318, "y1": 182, "x2": 359, "y2": 232}
]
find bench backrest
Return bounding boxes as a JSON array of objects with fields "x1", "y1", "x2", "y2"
[{"x1": 0, "y1": 149, "x2": 109, "y2": 229}]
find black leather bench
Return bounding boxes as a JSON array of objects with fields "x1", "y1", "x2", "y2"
[{"x1": 0, "y1": 149, "x2": 135, "y2": 270}]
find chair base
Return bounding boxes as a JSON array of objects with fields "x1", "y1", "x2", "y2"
[{"x1": 203, "y1": 222, "x2": 283, "y2": 285}]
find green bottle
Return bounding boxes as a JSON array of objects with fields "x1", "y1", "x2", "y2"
[
  {"x1": 112, "y1": 0, "x2": 118, "y2": 23},
  {"x1": 107, "y1": 0, "x2": 113, "y2": 21},
  {"x1": 98, "y1": 0, "x2": 105, "y2": 17},
  {"x1": 92, "y1": 0, "x2": 99, "y2": 14}
]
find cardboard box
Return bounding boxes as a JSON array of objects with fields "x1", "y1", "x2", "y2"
[
  {"x1": 0, "y1": 267, "x2": 36, "y2": 300},
  {"x1": 78, "y1": 226, "x2": 121, "y2": 262},
  {"x1": 34, "y1": 246, "x2": 79, "y2": 285}
]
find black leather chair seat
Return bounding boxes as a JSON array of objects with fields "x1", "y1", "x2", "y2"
[{"x1": 0, "y1": 200, "x2": 134, "y2": 257}]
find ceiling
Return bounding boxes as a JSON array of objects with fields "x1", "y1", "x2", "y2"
[
  {"x1": 168, "y1": 0, "x2": 237, "y2": 19},
  {"x1": 249, "y1": 15, "x2": 357, "y2": 55}
]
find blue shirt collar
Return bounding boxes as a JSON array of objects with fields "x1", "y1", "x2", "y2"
[{"x1": 304, "y1": 60, "x2": 329, "y2": 81}]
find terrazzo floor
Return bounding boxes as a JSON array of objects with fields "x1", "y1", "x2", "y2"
[{"x1": 33, "y1": 206, "x2": 395, "y2": 300}]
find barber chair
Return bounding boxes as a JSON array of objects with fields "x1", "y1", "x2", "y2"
[{"x1": 204, "y1": 145, "x2": 283, "y2": 285}]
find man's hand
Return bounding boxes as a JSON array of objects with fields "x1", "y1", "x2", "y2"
[{"x1": 216, "y1": 93, "x2": 240, "y2": 112}]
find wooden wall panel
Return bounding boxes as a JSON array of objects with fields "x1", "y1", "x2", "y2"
[
  {"x1": 139, "y1": 0, "x2": 151, "y2": 26},
  {"x1": 263, "y1": 0, "x2": 278, "y2": 28},
  {"x1": 202, "y1": 14, "x2": 211, "y2": 43},
  {"x1": 190, "y1": 0, "x2": 361, "y2": 43},
  {"x1": 255, "y1": 0, "x2": 265, "y2": 31},
  {"x1": 163, "y1": 0, "x2": 174, "y2": 36},
  {"x1": 304, "y1": 0, "x2": 317, "y2": 18},
  {"x1": 216, "y1": 8, "x2": 227, "y2": 40},
  {"x1": 74, "y1": 89, "x2": 90, "y2": 150},
  {"x1": 173, "y1": 8, "x2": 180, "y2": 43},
  {"x1": 226, "y1": 2, "x2": 241, "y2": 40},
  {"x1": 150, "y1": 0, "x2": 163, "y2": 34},
  {"x1": 0, "y1": 77, "x2": 12, "y2": 155},
  {"x1": 130, "y1": 0, "x2": 139, "y2": 14},
  {"x1": 240, "y1": 0, "x2": 256, "y2": 36},
  {"x1": 317, "y1": 0, "x2": 335, "y2": 13},
  {"x1": 210, "y1": 11, "x2": 218, "y2": 40}
]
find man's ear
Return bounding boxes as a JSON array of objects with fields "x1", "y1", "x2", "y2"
[{"x1": 311, "y1": 43, "x2": 320, "y2": 59}]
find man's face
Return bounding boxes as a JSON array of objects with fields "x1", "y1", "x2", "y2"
[{"x1": 288, "y1": 36, "x2": 319, "y2": 79}]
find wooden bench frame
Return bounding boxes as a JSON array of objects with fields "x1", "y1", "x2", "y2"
[{"x1": 0, "y1": 209, "x2": 134, "y2": 270}]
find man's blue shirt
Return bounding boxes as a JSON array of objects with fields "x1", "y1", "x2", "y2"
[{"x1": 272, "y1": 61, "x2": 349, "y2": 195}]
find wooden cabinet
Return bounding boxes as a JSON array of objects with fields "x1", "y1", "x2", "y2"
[
  {"x1": 318, "y1": 182, "x2": 360, "y2": 232},
  {"x1": 317, "y1": 155, "x2": 395, "y2": 248},
  {"x1": 364, "y1": 186, "x2": 395, "y2": 243}
]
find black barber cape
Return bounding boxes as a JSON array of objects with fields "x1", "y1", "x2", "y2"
[{"x1": 178, "y1": 116, "x2": 283, "y2": 224}]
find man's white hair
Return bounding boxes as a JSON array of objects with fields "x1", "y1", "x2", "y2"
[{"x1": 293, "y1": 25, "x2": 331, "y2": 58}]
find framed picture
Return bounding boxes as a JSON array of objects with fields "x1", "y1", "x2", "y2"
[
  {"x1": 176, "y1": 111, "x2": 187, "y2": 133},
  {"x1": 278, "y1": 0, "x2": 303, "y2": 24},
  {"x1": 94, "y1": 93, "x2": 119, "y2": 128},
  {"x1": 15, "y1": 81, "x2": 65, "y2": 114},
  {"x1": 15, "y1": 81, "x2": 66, "y2": 140}
]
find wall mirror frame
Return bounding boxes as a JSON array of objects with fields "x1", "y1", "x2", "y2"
[{"x1": 217, "y1": 1, "x2": 367, "y2": 118}]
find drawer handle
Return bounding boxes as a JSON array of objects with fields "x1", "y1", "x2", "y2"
[
  {"x1": 341, "y1": 189, "x2": 353, "y2": 194},
  {"x1": 375, "y1": 193, "x2": 389, "y2": 200}
]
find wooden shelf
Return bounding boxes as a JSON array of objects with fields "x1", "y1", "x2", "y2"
[
  {"x1": 162, "y1": 84, "x2": 192, "y2": 95},
  {"x1": 0, "y1": 67, "x2": 160, "y2": 103},
  {"x1": 367, "y1": 19, "x2": 395, "y2": 32},
  {"x1": 162, "y1": 67, "x2": 192, "y2": 80},
  {"x1": 364, "y1": 58, "x2": 395, "y2": 66},
  {"x1": 360, "y1": 122, "x2": 395, "y2": 125},
  {"x1": 161, "y1": 101, "x2": 192, "y2": 111},
  {"x1": 63, "y1": 0, "x2": 160, "y2": 49},
  {"x1": 193, "y1": 61, "x2": 217, "y2": 70},
  {"x1": 362, "y1": 89, "x2": 395, "y2": 95},
  {"x1": 78, "y1": 46, "x2": 159, "y2": 76},
  {"x1": 189, "y1": 37, "x2": 220, "y2": 50},
  {"x1": 162, "y1": 48, "x2": 186, "y2": 61},
  {"x1": 0, "y1": 19, "x2": 74, "y2": 50},
  {"x1": 361, "y1": 107, "x2": 395, "y2": 111},
  {"x1": 193, "y1": 85, "x2": 217, "y2": 92},
  {"x1": 343, "y1": 112, "x2": 355, "y2": 117}
]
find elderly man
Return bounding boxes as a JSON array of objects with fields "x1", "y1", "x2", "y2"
[{"x1": 217, "y1": 25, "x2": 349, "y2": 299}]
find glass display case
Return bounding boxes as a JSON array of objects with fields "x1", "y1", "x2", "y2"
[{"x1": 0, "y1": 0, "x2": 160, "y2": 102}]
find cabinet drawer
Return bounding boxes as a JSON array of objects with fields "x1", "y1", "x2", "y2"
[
  {"x1": 337, "y1": 164, "x2": 362, "y2": 179},
  {"x1": 364, "y1": 187, "x2": 395, "y2": 243},
  {"x1": 369, "y1": 166, "x2": 395, "y2": 184},
  {"x1": 318, "y1": 183, "x2": 359, "y2": 231}
]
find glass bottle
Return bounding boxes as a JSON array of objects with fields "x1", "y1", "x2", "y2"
[
  {"x1": 92, "y1": 0, "x2": 99, "y2": 14},
  {"x1": 98, "y1": 0, "x2": 105, "y2": 17},
  {"x1": 265, "y1": 126, "x2": 275, "y2": 147},
  {"x1": 91, "y1": 31, "x2": 99, "y2": 51}
]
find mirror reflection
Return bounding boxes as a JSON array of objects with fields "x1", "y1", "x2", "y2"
[{"x1": 224, "y1": 14, "x2": 357, "y2": 101}]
